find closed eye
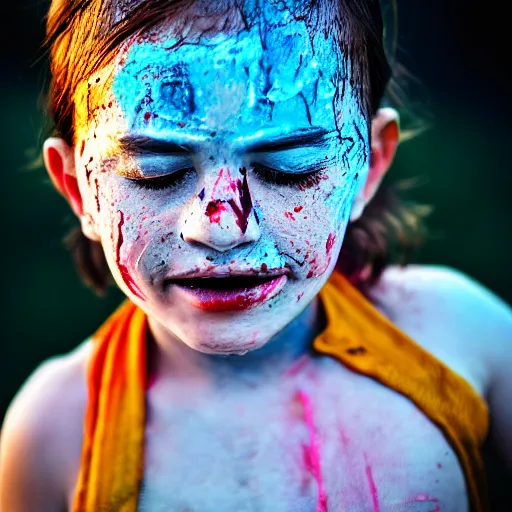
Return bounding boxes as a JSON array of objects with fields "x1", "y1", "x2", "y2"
[
  {"x1": 127, "y1": 167, "x2": 194, "y2": 190},
  {"x1": 251, "y1": 163, "x2": 325, "y2": 188}
]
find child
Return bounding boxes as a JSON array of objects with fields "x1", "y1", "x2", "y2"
[{"x1": 1, "y1": 0, "x2": 510, "y2": 511}]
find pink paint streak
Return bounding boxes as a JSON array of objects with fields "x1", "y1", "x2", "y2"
[
  {"x1": 285, "y1": 211, "x2": 296, "y2": 221},
  {"x1": 408, "y1": 494, "x2": 440, "y2": 511},
  {"x1": 363, "y1": 453, "x2": 380, "y2": 512},
  {"x1": 212, "y1": 167, "x2": 226, "y2": 196},
  {"x1": 116, "y1": 211, "x2": 146, "y2": 300},
  {"x1": 339, "y1": 427, "x2": 350, "y2": 451},
  {"x1": 297, "y1": 390, "x2": 328, "y2": 512},
  {"x1": 212, "y1": 167, "x2": 236, "y2": 196},
  {"x1": 284, "y1": 355, "x2": 309, "y2": 377}
]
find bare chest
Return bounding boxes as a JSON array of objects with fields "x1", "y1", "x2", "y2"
[{"x1": 138, "y1": 357, "x2": 469, "y2": 512}]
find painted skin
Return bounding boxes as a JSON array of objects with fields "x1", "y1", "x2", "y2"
[
  {"x1": 0, "y1": 0, "x2": 510, "y2": 509},
  {"x1": 66, "y1": 7, "x2": 471, "y2": 511},
  {"x1": 8, "y1": 3, "x2": 507, "y2": 512},
  {"x1": 74, "y1": 8, "x2": 367, "y2": 356}
]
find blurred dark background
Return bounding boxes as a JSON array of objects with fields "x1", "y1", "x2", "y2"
[{"x1": 0, "y1": 0, "x2": 510, "y2": 505}]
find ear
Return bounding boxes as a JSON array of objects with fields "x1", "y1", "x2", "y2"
[
  {"x1": 43, "y1": 137, "x2": 100, "y2": 242},
  {"x1": 350, "y1": 108, "x2": 400, "y2": 221},
  {"x1": 43, "y1": 137, "x2": 83, "y2": 216}
]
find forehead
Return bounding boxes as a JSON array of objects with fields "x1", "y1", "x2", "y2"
[{"x1": 79, "y1": 7, "x2": 362, "y2": 144}]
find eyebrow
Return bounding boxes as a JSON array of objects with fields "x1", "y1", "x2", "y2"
[
  {"x1": 118, "y1": 135, "x2": 190, "y2": 155},
  {"x1": 245, "y1": 128, "x2": 331, "y2": 153},
  {"x1": 118, "y1": 127, "x2": 331, "y2": 155}
]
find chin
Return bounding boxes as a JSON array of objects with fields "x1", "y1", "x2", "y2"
[
  {"x1": 181, "y1": 339, "x2": 261, "y2": 357},
  {"x1": 184, "y1": 327, "x2": 272, "y2": 356}
]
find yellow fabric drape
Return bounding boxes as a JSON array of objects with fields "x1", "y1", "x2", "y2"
[
  {"x1": 72, "y1": 272, "x2": 489, "y2": 512},
  {"x1": 72, "y1": 303, "x2": 147, "y2": 512},
  {"x1": 314, "y1": 272, "x2": 489, "y2": 512}
]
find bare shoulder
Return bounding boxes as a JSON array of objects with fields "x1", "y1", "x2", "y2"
[
  {"x1": 368, "y1": 264, "x2": 512, "y2": 395},
  {"x1": 0, "y1": 340, "x2": 92, "y2": 512}
]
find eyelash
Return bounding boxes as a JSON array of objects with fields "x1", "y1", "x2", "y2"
[
  {"x1": 128, "y1": 164, "x2": 322, "y2": 191},
  {"x1": 251, "y1": 163, "x2": 323, "y2": 188},
  {"x1": 129, "y1": 168, "x2": 194, "y2": 190}
]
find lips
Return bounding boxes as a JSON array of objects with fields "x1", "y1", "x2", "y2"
[{"x1": 169, "y1": 273, "x2": 288, "y2": 312}]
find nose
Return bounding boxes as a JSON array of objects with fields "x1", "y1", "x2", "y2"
[{"x1": 180, "y1": 167, "x2": 261, "y2": 252}]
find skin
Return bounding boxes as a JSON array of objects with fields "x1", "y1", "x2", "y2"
[
  {"x1": 2, "y1": 265, "x2": 511, "y2": 512},
  {"x1": 54, "y1": 8, "x2": 375, "y2": 357},
  {"x1": 1, "y1": 2, "x2": 512, "y2": 511}
]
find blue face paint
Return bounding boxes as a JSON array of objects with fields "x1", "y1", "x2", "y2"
[{"x1": 76, "y1": 2, "x2": 371, "y2": 356}]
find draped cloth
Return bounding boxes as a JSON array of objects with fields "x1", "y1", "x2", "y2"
[{"x1": 72, "y1": 271, "x2": 489, "y2": 512}]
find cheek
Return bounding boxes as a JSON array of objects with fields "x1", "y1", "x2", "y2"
[
  {"x1": 97, "y1": 175, "x2": 199, "y2": 289},
  {"x1": 97, "y1": 179, "x2": 157, "y2": 298},
  {"x1": 254, "y1": 169, "x2": 357, "y2": 280}
]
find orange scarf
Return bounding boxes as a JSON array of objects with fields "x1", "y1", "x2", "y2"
[{"x1": 72, "y1": 272, "x2": 489, "y2": 512}]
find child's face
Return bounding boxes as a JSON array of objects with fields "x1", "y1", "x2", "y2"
[{"x1": 73, "y1": 13, "x2": 369, "y2": 354}]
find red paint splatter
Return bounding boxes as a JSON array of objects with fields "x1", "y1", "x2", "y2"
[
  {"x1": 285, "y1": 211, "x2": 296, "y2": 221},
  {"x1": 227, "y1": 172, "x2": 253, "y2": 234},
  {"x1": 144, "y1": 112, "x2": 152, "y2": 122},
  {"x1": 94, "y1": 179, "x2": 101, "y2": 212},
  {"x1": 85, "y1": 157, "x2": 94, "y2": 183},
  {"x1": 205, "y1": 200, "x2": 227, "y2": 224},
  {"x1": 116, "y1": 211, "x2": 146, "y2": 301},
  {"x1": 208, "y1": 168, "x2": 253, "y2": 233},
  {"x1": 294, "y1": 205, "x2": 303, "y2": 213},
  {"x1": 363, "y1": 453, "x2": 380, "y2": 512},
  {"x1": 307, "y1": 271, "x2": 314, "y2": 279},
  {"x1": 326, "y1": 233, "x2": 336, "y2": 254},
  {"x1": 177, "y1": 121, "x2": 186, "y2": 128},
  {"x1": 297, "y1": 390, "x2": 328, "y2": 512},
  {"x1": 297, "y1": 292, "x2": 304, "y2": 302},
  {"x1": 261, "y1": 263, "x2": 268, "y2": 272}
]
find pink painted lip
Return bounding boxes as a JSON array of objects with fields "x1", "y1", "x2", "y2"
[{"x1": 171, "y1": 274, "x2": 288, "y2": 312}]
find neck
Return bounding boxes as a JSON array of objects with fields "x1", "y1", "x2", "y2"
[{"x1": 147, "y1": 298, "x2": 326, "y2": 388}]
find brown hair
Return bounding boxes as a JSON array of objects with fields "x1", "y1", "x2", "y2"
[{"x1": 44, "y1": 0, "x2": 429, "y2": 295}]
